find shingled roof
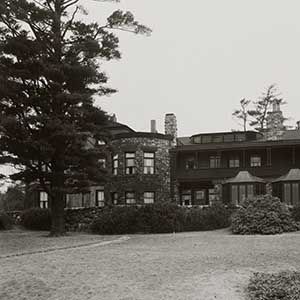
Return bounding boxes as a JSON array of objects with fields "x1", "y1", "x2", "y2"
[
  {"x1": 272, "y1": 169, "x2": 300, "y2": 183},
  {"x1": 224, "y1": 171, "x2": 265, "y2": 184}
]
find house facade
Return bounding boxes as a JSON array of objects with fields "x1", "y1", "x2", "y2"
[
  {"x1": 28, "y1": 105, "x2": 300, "y2": 209},
  {"x1": 171, "y1": 103, "x2": 300, "y2": 206}
]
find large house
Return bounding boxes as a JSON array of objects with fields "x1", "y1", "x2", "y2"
[
  {"x1": 27, "y1": 104, "x2": 300, "y2": 209},
  {"x1": 171, "y1": 102, "x2": 300, "y2": 207}
]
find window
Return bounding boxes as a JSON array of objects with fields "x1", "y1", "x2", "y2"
[
  {"x1": 125, "y1": 152, "x2": 136, "y2": 174},
  {"x1": 193, "y1": 136, "x2": 201, "y2": 144},
  {"x1": 212, "y1": 135, "x2": 223, "y2": 143},
  {"x1": 202, "y1": 135, "x2": 212, "y2": 144},
  {"x1": 194, "y1": 190, "x2": 207, "y2": 205},
  {"x1": 235, "y1": 133, "x2": 246, "y2": 142},
  {"x1": 250, "y1": 156, "x2": 261, "y2": 167},
  {"x1": 181, "y1": 190, "x2": 192, "y2": 206},
  {"x1": 224, "y1": 134, "x2": 234, "y2": 143},
  {"x1": 82, "y1": 192, "x2": 91, "y2": 207},
  {"x1": 284, "y1": 183, "x2": 292, "y2": 205},
  {"x1": 98, "y1": 158, "x2": 106, "y2": 169},
  {"x1": 144, "y1": 192, "x2": 155, "y2": 204},
  {"x1": 112, "y1": 154, "x2": 118, "y2": 175},
  {"x1": 229, "y1": 157, "x2": 240, "y2": 168},
  {"x1": 40, "y1": 191, "x2": 48, "y2": 209},
  {"x1": 284, "y1": 183, "x2": 300, "y2": 206},
  {"x1": 231, "y1": 185, "x2": 238, "y2": 206},
  {"x1": 185, "y1": 158, "x2": 195, "y2": 169},
  {"x1": 125, "y1": 191, "x2": 136, "y2": 204},
  {"x1": 209, "y1": 155, "x2": 221, "y2": 168},
  {"x1": 96, "y1": 189, "x2": 105, "y2": 207},
  {"x1": 111, "y1": 192, "x2": 118, "y2": 205},
  {"x1": 144, "y1": 152, "x2": 155, "y2": 174}
]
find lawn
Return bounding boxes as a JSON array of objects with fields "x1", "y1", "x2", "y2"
[{"x1": 1, "y1": 229, "x2": 300, "y2": 300}]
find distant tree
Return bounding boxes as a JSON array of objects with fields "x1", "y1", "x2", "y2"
[
  {"x1": 0, "y1": 0, "x2": 151, "y2": 235},
  {"x1": 248, "y1": 84, "x2": 285, "y2": 132},
  {"x1": 1, "y1": 184, "x2": 25, "y2": 211},
  {"x1": 232, "y1": 98, "x2": 251, "y2": 131}
]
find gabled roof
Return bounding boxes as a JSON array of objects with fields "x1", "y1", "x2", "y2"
[
  {"x1": 224, "y1": 171, "x2": 265, "y2": 184},
  {"x1": 272, "y1": 168, "x2": 300, "y2": 183}
]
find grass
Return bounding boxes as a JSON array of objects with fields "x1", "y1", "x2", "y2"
[{"x1": 1, "y1": 228, "x2": 300, "y2": 299}]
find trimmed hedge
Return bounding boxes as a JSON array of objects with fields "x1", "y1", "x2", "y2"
[
  {"x1": 0, "y1": 212, "x2": 13, "y2": 230},
  {"x1": 21, "y1": 208, "x2": 51, "y2": 230},
  {"x1": 90, "y1": 203, "x2": 231, "y2": 235},
  {"x1": 231, "y1": 195, "x2": 300, "y2": 235},
  {"x1": 247, "y1": 271, "x2": 300, "y2": 300}
]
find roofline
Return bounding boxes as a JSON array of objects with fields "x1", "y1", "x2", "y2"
[
  {"x1": 190, "y1": 130, "x2": 261, "y2": 138},
  {"x1": 112, "y1": 132, "x2": 173, "y2": 141},
  {"x1": 171, "y1": 139, "x2": 300, "y2": 152}
]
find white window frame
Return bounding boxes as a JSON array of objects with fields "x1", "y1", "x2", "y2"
[
  {"x1": 39, "y1": 191, "x2": 48, "y2": 209},
  {"x1": 143, "y1": 152, "x2": 155, "y2": 174},
  {"x1": 143, "y1": 192, "x2": 155, "y2": 204}
]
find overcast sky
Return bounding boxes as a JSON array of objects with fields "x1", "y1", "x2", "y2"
[{"x1": 81, "y1": 0, "x2": 300, "y2": 136}]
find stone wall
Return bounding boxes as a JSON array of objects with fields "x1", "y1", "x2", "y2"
[{"x1": 107, "y1": 134, "x2": 173, "y2": 204}]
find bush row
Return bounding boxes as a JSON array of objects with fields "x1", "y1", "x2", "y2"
[
  {"x1": 20, "y1": 203, "x2": 231, "y2": 233},
  {"x1": 0, "y1": 212, "x2": 13, "y2": 230},
  {"x1": 90, "y1": 203, "x2": 231, "y2": 234}
]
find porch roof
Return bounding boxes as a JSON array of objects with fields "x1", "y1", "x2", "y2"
[
  {"x1": 224, "y1": 171, "x2": 265, "y2": 184},
  {"x1": 272, "y1": 168, "x2": 300, "y2": 183}
]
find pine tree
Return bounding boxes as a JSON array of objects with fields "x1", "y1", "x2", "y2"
[
  {"x1": 232, "y1": 98, "x2": 251, "y2": 132},
  {"x1": 0, "y1": 0, "x2": 151, "y2": 235}
]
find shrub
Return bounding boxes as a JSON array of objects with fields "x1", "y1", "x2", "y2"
[
  {"x1": 90, "y1": 202, "x2": 230, "y2": 235},
  {"x1": 247, "y1": 271, "x2": 300, "y2": 300},
  {"x1": 0, "y1": 212, "x2": 13, "y2": 230},
  {"x1": 21, "y1": 208, "x2": 51, "y2": 230},
  {"x1": 231, "y1": 195, "x2": 300, "y2": 235},
  {"x1": 291, "y1": 206, "x2": 300, "y2": 222}
]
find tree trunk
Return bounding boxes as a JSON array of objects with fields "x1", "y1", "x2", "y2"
[
  {"x1": 50, "y1": 169, "x2": 66, "y2": 236},
  {"x1": 50, "y1": 189, "x2": 66, "y2": 236}
]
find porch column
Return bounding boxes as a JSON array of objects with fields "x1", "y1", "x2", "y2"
[
  {"x1": 267, "y1": 148, "x2": 272, "y2": 166},
  {"x1": 292, "y1": 146, "x2": 296, "y2": 166}
]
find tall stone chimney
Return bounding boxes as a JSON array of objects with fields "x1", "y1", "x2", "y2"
[
  {"x1": 150, "y1": 120, "x2": 157, "y2": 133},
  {"x1": 265, "y1": 100, "x2": 285, "y2": 140},
  {"x1": 164, "y1": 113, "x2": 177, "y2": 145}
]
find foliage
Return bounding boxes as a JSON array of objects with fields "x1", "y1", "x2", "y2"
[
  {"x1": 0, "y1": 184, "x2": 25, "y2": 211},
  {"x1": 0, "y1": 0, "x2": 150, "y2": 235},
  {"x1": 232, "y1": 98, "x2": 251, "y2": 132},
  {"x1": 0, "y1": 212, "x2": 13, "y2": 230},
  {"x1": 291, "y1": 206, "x2": 300, "y2": 222},
  {"x1": 231, "y1": 195, "x2": 300, "y2": 235},
  {"x1": 90, "y1": 203, "x2": 231, "y2": 235},
  {"x1": 248, "y1": 84, "x2": 285, "y2": 132},
  {"x1": 21, "y1": 208, "x2": 51, "y2": 230},
  {"x1": 247, "y1": 271, "x2": 300, "y2": 300}
]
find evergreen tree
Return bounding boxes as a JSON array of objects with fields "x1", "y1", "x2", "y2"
[{"x1": 0, "y1": 0, "x2": 151, "y2": 235}]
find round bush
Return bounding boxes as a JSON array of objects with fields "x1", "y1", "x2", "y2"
[
  {"x1": 0, "y1": 212, "x2": 13, "y2": 230},
  {"x1": 231, "y1": 195, "x2": 300, "y2": 235},
  {"x1": 21, "y1": 208, "x2": 51, "y2": 230}
]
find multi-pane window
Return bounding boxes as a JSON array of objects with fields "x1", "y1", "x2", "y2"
[
  {"x1": 235, "y1": 133, "x2": 246, "y2": 142},
  {"x1": 181, "y1": 190, "x2": 192, "y2": 206},
  {"x1": 112, "y1": 154, "x2": 118, "y2": 175},
  {"x1": 224, "y1": 134, "x2": 234, "y2": 143},
  {"x1": 144, "y1": 192, "x2": 155, "y2": 204},
  {"x1": 125, "y1": 191, "x2": 136, "y2": 204},
  {"x1": 202, "y1": 136, "x2": 212, "y2": 144},
  {"x1": 231, "y1": 184, "x2": 255, "y2": 205},
  {"x1": 125, "y1": 152, "x2": 136, "y2": 174},
  {"x1": 40, "y1": 191, "x2": 48, "y2": 209},
  {"x1": 82, "y1": 192, "x2": 91, "y2": 207},
  {"x1": 209, "y1": 156, "x2": 221, "y2": 168},
  {"x1": 250, "y1": 156, "x2": 261, "y2": 167},
  {"x1": 144, "y1": 152, "x2": 155, "y2": 174},
  {"x1": 284, "y1": 183, "x2": 300, "y2": 206},
  {"x1": 194, "y1": 190, "x2": 207, "y2": 205},
  {"x1": 98, "y1": 158, "x2": 106, "y2": 169},
  {"x1": 96, "y1": 189, "x2": 105, "y2": 207},
  {"x1": 229, "y1": 157, "x2": 240, "y2": 168},
  {"x1": 212, "y1": 135, "x2": 223, "y2": 143},
  {"x1": 111, "y1": 192, "x2": 118, "y2": 205},
  {"x1": 185, "y1": 158, "x2": 195, "y2": 169}
]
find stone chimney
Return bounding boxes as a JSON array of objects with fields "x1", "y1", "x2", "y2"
[
  {"x1": 150, "y1": 120, "x2": 157, "y2": 133},
  {"x1": 164, "y1": 113, "x2": 177, "y2": 145},
  {"x1": 265, "y1": 100, "x2": 285, "y2": 140},
  {"x1": 296, "y1": 121, "x2": 300, "y2": 130}
]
